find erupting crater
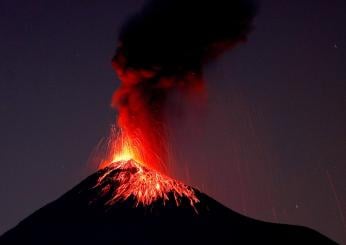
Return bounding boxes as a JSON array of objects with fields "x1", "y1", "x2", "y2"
[{"x1": 96, "y1": 159, "x2": 199, "y2": 208}]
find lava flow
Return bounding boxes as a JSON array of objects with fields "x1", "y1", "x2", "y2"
[
  {"x1": 97, "y1": 128, "x2": 199, "y2": 208},
  {"x1": 98, "y1": 159, "x2": 199, "y2": 207}
]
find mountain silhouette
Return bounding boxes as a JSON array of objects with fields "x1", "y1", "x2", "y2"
[{"x1": 0, "y1": 161, "x2": 336, "y2": 244}]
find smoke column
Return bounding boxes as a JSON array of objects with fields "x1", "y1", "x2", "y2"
[{"x1": 105, "y1": 0, "x2": 258, "y2": 173}]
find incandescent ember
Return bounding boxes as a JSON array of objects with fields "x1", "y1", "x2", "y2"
[{"x1": 97, "y1": 159, "x2": 199, "y2": 208}]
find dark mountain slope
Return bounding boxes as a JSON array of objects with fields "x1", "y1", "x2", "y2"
[{"x1": 0, "y1": 163, "x2": 336, "y2": 244}]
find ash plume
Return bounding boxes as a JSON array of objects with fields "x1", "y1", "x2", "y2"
[
  {"x1": 115, "y1": 0, "x2": 257, "y2": 73},
  {"x1": 110, "y1": 0, "x2": 258, "y2": 173}
]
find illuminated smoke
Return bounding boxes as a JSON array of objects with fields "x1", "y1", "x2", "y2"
[{"x1": 107, "y1": 0, "x2": 258, "y2": 173}]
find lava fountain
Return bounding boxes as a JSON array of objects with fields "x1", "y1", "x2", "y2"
[
  {"x1": 96, "y1": 0, "x2": 257, "y2": 208},
  {"x1": 97, "y1": 128, "x2": 199, "y2": 207}
]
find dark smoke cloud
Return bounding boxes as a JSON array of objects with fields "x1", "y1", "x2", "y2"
[{"x1": 114, "y1": 0, "x2": 258, "y2": 76}]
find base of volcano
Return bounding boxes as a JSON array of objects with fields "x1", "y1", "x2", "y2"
[{"x1": 0, "y1": 162, "x2": 336, "y2": 244}]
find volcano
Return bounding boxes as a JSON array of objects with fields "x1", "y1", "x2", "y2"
[{"x1": 0, "y1": 160, "x2": 335, "y2": 244}]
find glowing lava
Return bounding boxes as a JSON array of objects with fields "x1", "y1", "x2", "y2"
[
  {"x1": 98, "y1": 159, "x2": 199, "y2": 208},
  {"x1": 98, "y1": 128, "x2": 147, "y2": 169},
  {"x1": 97, "y1": 129, "x2": 198, "y2": 208}
]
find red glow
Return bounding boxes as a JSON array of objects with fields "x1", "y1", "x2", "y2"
[
  {"x1": 98, "y1": 159, "x2": 199, "y2": 208},
  {"x1": 108, "y1": 63, "x2": 169, "y2": 173},
  {"x1": 97, "y1": 59, "x2": 204, "y2": 207}
]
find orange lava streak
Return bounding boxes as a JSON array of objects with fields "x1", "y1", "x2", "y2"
[
  {"x1": 97, "y1": 129, "x2": 198, "y2": 208},
  {"x1": 98, "y1": 126, "x2": 163, "y2": 170},
  {"x1": 98, "y1": 128, "x2": 145, "y2": 169},
  {"x1": 98, "y1": 160, "x2": 199, "y2": 208}
]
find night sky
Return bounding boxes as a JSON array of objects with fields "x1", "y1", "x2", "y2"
[{"x1": 0, "y1": 0, "x2": 345, "y2": 243}]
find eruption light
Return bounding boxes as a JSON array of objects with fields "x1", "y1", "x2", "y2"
[{"x1": 96, "y1": 0, "x2": 257, "y2": 208}]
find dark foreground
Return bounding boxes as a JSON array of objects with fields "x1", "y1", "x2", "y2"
[{"x1": 0, "y1": 166, "x2": 336, "y2": 245}]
